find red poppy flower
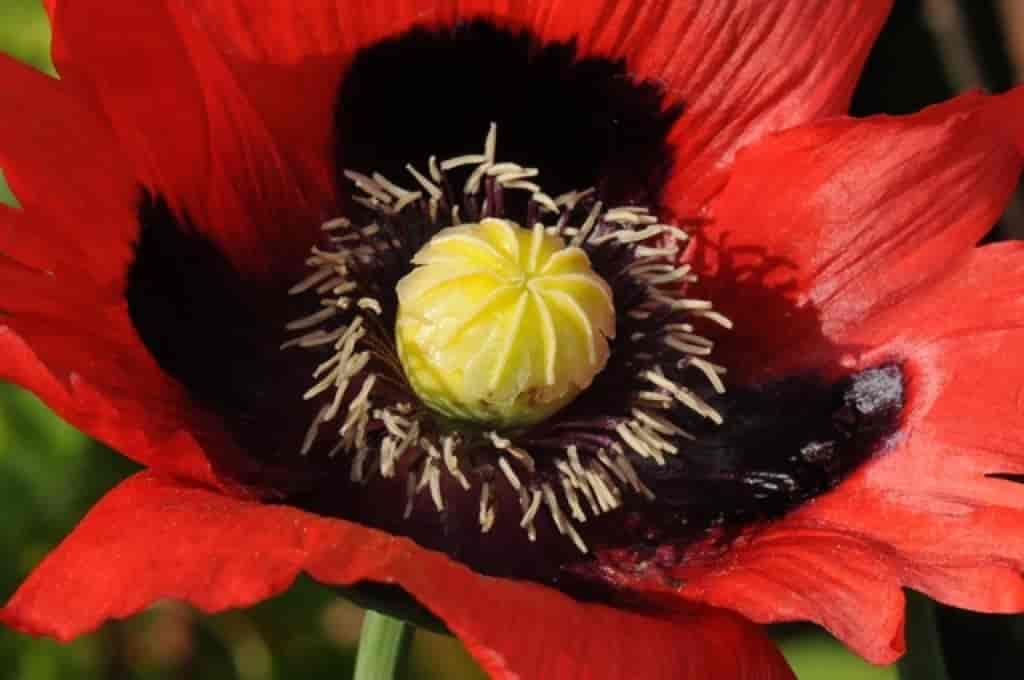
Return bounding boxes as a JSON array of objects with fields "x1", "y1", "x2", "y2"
[{"x1": 2, "y1": 1, "x2": 1024, "y2": 678}]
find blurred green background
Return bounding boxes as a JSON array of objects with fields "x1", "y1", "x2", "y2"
[{"x1": 0, "y1": 1, "x2": 1021, "y2": 678}]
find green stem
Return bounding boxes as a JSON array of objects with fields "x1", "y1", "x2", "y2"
[
  {"x1": 899, "y1": 592, "x2": 950, "y2": 680},
  {"x1": 353, "y1": 611, "x2": 414, "y2": 680},
  {"x1": 335, "y1": 583, "x2": 448, "y2": 635}
]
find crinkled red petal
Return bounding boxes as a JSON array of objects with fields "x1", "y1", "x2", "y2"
[
  {"x1": 603, "y1": 243, "x2": 1024, "y2": 664},
  {"x1": 692, "y1": 87, "x2": 1024, "y2": 383},
  {"x1": 45, "y1": 1, "x2": 327, "y2": 280},
  {"x1": 2, "y1": 472, "x2": 795, "y2": 680}
]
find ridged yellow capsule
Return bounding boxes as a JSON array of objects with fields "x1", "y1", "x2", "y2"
[{"x1": 396, "y1": 218, "x2": 615, "y2": 429}]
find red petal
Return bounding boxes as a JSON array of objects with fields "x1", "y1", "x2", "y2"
[
  {"x1": 3, "y1": 472, "x2": 794, "y2": 680},
  {"x1": 44, "y1": 0, "x2": 889, "y2": 234},
  {"x1": 42, "y1": 0, "x2": 893, "y2": 251},
  {"x1": 0, "y1": 317, "x2": 224, "y2": 488},
  {"x1": 539, "y1": 0, "x2": 894, "y2": 211},
  {"x1": 172, "y1": 0, "x2": 527, "y2": 216},
  {"x1": 181, "y1": 1, "x2": 890, "y2": 215},
  {"x1": 612, "y1": 244, "x2": 1024, "y2": 664},
  {"x1": 669, "y1": 532, "x2": 910, "y2": 664},
  {"x1": 0, "y1": 55, "x2": 136, "y2": 285},
  {"x1": 47, "y1": 1, "x2": 326, "y2": 279},
  {"x1": 830, "y1": 241, "x2": 1024, "y2": 612},
  {"x1": 0, "y1": 56, "x2": 231, "y2": 487},
  {"x1": 694, "y1": 88, "x2": 1024, "y2": 382}
]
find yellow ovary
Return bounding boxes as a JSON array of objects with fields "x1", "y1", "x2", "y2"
[{"x1": 396, "y1": 218, "x2": 615, "y2": 429}]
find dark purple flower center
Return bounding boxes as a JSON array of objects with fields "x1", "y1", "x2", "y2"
[{"x1": 124, "y1": 20, "x2": 905, "y2": 594}]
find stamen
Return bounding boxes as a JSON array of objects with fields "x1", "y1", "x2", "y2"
[
  {"x1": 690, "y1": 357, "x2": 728, "y2": 394},
  {"x1": 289, "y1": 267, "x2": 335, "y2": 295},
  {"x1": 554, "y1": 187, "x2": 595, "y2": 209},
  {"x1": 393, "y1": 192, "x2": 422, "y2": 213},
  {"x1": 561, "y1": 475, "x2": 587, "y2": 523},
  {"x1": 357, "y1": 297, "x2": 383, "y2": 314},
  {"x1": 662, "y1": 298, "x2": 714, "y2": 311},
  {"x1": 603, "y1": 207, "x2": 658, "y2": 225},
  {"x1": 497, "y1": 169, "x2": 539, "y2": 185},
  {"x1": 498, "y1": 457, "x2": 522, "y2": 491},
  {"x1": 586, "y1": 465, "x2": 622, "y2": 513},
  {"x1": 531, "y1": 192, "x2": 559, "y2": 213},
  {"x1": 590, "y1": 223, "x2": 668, "y2": 245},
  {"x1": 517, "y1": 488, "x2": 538, "y2": 542},
  {"x1": 371, "y1": 172, "x2": 418, "y2": 201},
  {"x1": 610, "y1": 448, "x2": 655, "y2": 499},
  {"x1": 428, "y1": 462, "x2": 444, "y2": 511},
  {"x1": 663, "y1": 336, "x2": 714, "y2": 357},
  {"x1": 321, "y1": 216, "x2": 352, "y2": 231},
  {"x1": 487, "y1": 162, "x2": 526, "y2": 176},
  {"x1": 520, "y1": 489, "x2": 543, "y2": 530},
  {"x1": 644, "y1": 367, "x2": 724, "y2": 424},
  {"x1": 569, "y1": 201, "x2": 603, "y2": 247},
  {"x1": 567, "y1": 445, "x2": 585, "y2": 477},
  {"x1": 637, "y1": 390, "x2": 674, "y2": 405},
  {"x1": 441, "y1": 153, "x2": 487, "y2": 171},
  {"x1": 488, "y1": 432, "x2": 512, "y2": 449},
  {"x1": 693, "y1": 309, "x2": 735, "y2": 329},
  {"x1": 350, "y1": 446, "x2": 369, "y2": 483},
  {"x1": 439, "y1": 436, "x2": 472, "y2": 490},
  {"x1": 406, "y1": 163, "x2": 443, "y2": 199},
  {"x1": 283, "y1": 123, "x2": 732, "y2": 552},
  {"x1": 632, "y1": 408, "x2": 692, "y2": 438},
  {"x1": 566, "y1": 521, "x2": 589, "y2": 554},
  {"x1": 615, "y1": 422, "x2": 657, "y2": 461},
  {"x1": 300, "y1": 404, "x2": 330, "y2": 456},
  {"x1": 479, "y1": 482, "x2": 496, "y2": 533},
  {"x1": 483, "y1": 122, "x2": 497, "y2": 161},
  {"x1": 502, "y1": 180, "x2": 541, "y2": 193},
  {"x1": 555, "y1": 458, "x2": 578, "y2": 485},
  {"x1": 286, "y1": 304, "x2": 338, "y2": 331},
  {"x1": 316, "y1": 276, "x2": 349, "y2": 295},
  {"x1": 403, "y1": 471, "x2": 418, "y2": 520},
  {"x1": 623, "y1": 422, "x2": 671, "y2": 464},
  {"x1": 634, "y1": 245, "x2": 679, "y2": 259},
  {"x1": 574, "y1": 469, "x2": 602, "y2": 516},
  {"x1": 542, "y1": 483, "x2": 567, "y2": 535},
  {"x1": 340, "y1": 375, "x2": 375, "y2": 449},
  {"x1": 343, "y1": 169, "x2": 393, "y2": 204}
]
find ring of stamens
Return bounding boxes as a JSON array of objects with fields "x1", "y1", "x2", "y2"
[{"x1": 284, "y1": 125, "x2": 732, "y2": 554}]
